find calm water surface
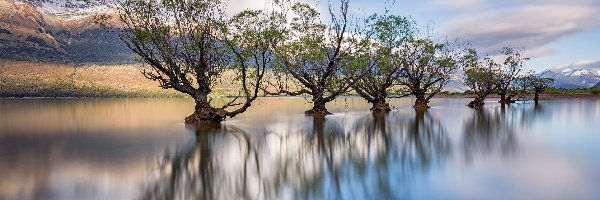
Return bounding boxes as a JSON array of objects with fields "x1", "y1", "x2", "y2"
[{"x1": 1, "y1": 97, "x2": 600, "y2": 200}]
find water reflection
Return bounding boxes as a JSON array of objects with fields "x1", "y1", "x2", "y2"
[
  {"x1": 143, "y1": 111, "x2": 451, "y2": 200},
  {"x1": 463, "y1": 103, "x2": 551, "y2": 160},
  {"x1": 2, "y1": 98, "x2": 600, "y2": 200},
  {"x1": 0, "y1": 126, "x2": 190, "y2": 200},
  {"x1": 462, "y1": 106, "x2": 519, "y2": 159}
]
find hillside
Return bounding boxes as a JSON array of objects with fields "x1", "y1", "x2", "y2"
[
  {"x1": 25, "y1": 0, "x2": 118, "y2": 20},
  {"x1": 0, "y1": 61, "x2": 249, "y2": 97},
  {"x1": 2, "y1": 0, "x2": 600, "y2": 92},
  {"x1": 537, "y1": 64, "x2": 600, "y2": 89},
  {"x1": 0, "y1": 0, "x2": 133, "y2": 63}
]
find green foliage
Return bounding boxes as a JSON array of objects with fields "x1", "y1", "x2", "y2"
[
  {"x1": 352, "y1": 15, "x2": 416, "y2": 103},
  {"x1": 118, "y1": 0, "x2": 285, "y2": 118},
  {"x1": 495, "y1": 47, "x2": 527, "y2": 99},
  {"x1": 396, "y1": 37, "x2": 460, "y2": 101},
  {"x1": 531, "y1": 77, "x2": 554, "y2": 92},
  {"x1": 267, "y1": 0, "x2": 370, "y2": 107},
  {"x1": 462, "y1": 48, "x2": 500, "y2": 101},
  {"x1": 544, "y1": 87, "x2": 600, "y2": 95}
]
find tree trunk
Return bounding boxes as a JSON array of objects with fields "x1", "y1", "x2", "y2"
[
  {"x1": 468, "y1": 97, "x2": 485, "y2": 109},
  {"x1": 498, "y1": 92, "x2": 509, "y2": 104},
  {"x1": 184, "y1": 97, "x2": 226, "y2": 127},
  {"x1": 371, "y1": 99, "x2": 391, "y2": 112},
  {"x1": 305, "y1": 99, "x2": 332, "y2": 117},
  {"x1": 534, "y1": 91, "x2": 540, "y2": 104},
  {"x1": 414, "y1": 94, "x2": 430, "y2": 110},
  {"x1": 506, "y1": 96, "x2": 514, "y2": 104}
]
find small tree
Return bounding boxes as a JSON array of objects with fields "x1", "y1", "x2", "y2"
[
  {"x1": 267, "y1": 0, "x2": 368, "y2": 116},
  {"x1": 119, "y1": 0, "x2": 283, "y2": 126},
  {"x1": 352, "y1": 15, "x2": 415, "y2": 112},
  {"x1": 529, "y1": 76, "x2": 554, "y2": 104},
  {"x1": 495, "y1": 47, "x2": 526, "y2": 104},
  {"x1": 462, "y1": 48, "x2": 500, "y2": 109},
  {"x1": 397, "y1": 38, "x2": 459, "y2": 110}
]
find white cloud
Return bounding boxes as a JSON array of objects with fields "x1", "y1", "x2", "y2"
[
  {"x1": 523, "y1": 47, "x2": 555, "y2": 59},
  {"x1": 223, "y1": 0, "x2": 272, "y2": 15},
  {"x1": 443, "y1": 1, "x2": 600, "y2": 55},
  {"x1": 427, "y1": 0, "x2": 485, "y2": 10}
]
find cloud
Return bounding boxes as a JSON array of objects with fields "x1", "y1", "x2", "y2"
[
  {"x1": 427, "y1": 0, "x2": 485, "y2": 10},
  {"x1": 443, "y1": 1, "x2": 600, "y2": 55},
  {"x1": 564, "y1": 60, "x2": 600, "y2": 69},
  {"x1": 222, "y1": 0, "x2": 327, "y2": 21},
  {"x1": 223, "y1": 0, "x2": 272, "y2": 15},
  {"x1": 523, "y1": 47, "x2": 555, "y2": 59}
]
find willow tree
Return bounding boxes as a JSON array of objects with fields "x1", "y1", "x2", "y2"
[
  {"x1": 119, "y1": 0, "x2": 283, "y2": 125},
  {"x1": 397, "y1": 38, "x2": 459, "y2": 110},
  {"x1": 495, "y1": 47, "x2": 526, "y2": 104},
  {"x1": 462, "y1": 48, "x2": 500, "y2": 109},
  {"x1": 352, "y1": 15, "x2": 415, "y2": 112},
  {"x1": 266, "y1": 0, "x2": 368, "y2": 116},
  {"x1": 528, "y1": 76, "x2": 554, "y2": 104}
]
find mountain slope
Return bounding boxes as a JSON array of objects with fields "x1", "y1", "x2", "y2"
[
  {"x1": 25, "y1": 0, "x2": 117, "y2": 20},
  {"x1": 537, "y1": 64, "x2": 600, "y2": 89},
  {"x1": 0, "y1": 0, "x2": 69, "y2": 61},
  {"x1": 2, "y1": 0, "x2": 600, "y2": 88},
  {"x1": 0, "y1": 0, "x2": 133, "y2": 63}
]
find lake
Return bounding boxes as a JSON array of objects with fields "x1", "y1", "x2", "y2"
[{"x1": 1, "y1": 97, "x2": 600, "y2": 200}]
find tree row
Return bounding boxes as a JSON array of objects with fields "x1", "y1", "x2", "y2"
[{"x1": 115, "y1": 0, "x2": 554, "y2": 125}]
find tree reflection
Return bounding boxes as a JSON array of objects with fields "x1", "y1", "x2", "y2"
[
  {"x1": 462, "y1": 103, "x2": 547, "y2": 161},
  {"x1": 347, "y1": 111, "x2": 451, "y2": 199},
  {"x1": 463, "y1": 106, "x2": 517, "y2": 160},
  {"x1": 140, "y1": 112, "x2": 450, "y2": 200},
  {"x1": 516, "y1": 103, "x2": 548, "y2": 126}
]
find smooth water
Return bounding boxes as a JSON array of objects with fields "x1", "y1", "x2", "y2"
[{"x1": 1, "y1": 97, "x2": 600, "y2": 200}]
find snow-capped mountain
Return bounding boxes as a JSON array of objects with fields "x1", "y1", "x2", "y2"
[
  {"x1": 2, "y1": 0, "x2": 600, "y2": 89},
  {"x1": 0, "y1": 0, "x2": 131, "y2": 62},
  {"x1": 538, "y1": 63, "x2": 600, "y2": 89},
  {"x1": 25, "y1": 0, "x2": 117, "y2": 20}
]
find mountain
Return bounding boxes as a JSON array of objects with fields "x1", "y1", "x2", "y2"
[
  {"x1": 0, "y1": 0, "x2": 133, "y2": 63},
  {"x1": 0, "y1": 0, "x2": 68, "y2": 60},
  {"x1": 594, "y1": 82, "x2": 600, "y2": 88},
  {"x1": 25, "y1": 0, "x2": 117, "y2": 20},
  {"x1": 2, "y1": 0, "x2": 600, "y2": 89},
  {"x1": 537, "y1": 63, "x2": 600, "y2": 89},
  {"x1": 445, "y1": 64, "x2": 600, "y2": 91}
]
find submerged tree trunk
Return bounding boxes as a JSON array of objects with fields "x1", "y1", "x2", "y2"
[
  {"x1": 534, "y1": 91, "x2": 540, "y2": 104},
  {"x1": 414, "y1": 94, "x2": 430, "y2": 110},
  {"x1": 498, "y1": 92, "x2": 515, "y2": 104},
  {"x1": 468, "y1": 97, "x2": 485, "y2": 109},
  {"x1": 506, "y1": 96, "x2": 513, "y2": 103},
  {"x1": 371, "y1": 99, "x2": 391, "y2": 112},
  {"x1": 498, "y1": 92, "x2": 508, "y2": 104},
  {"x1": 185, "y1": 96, "x2": 226, "y2": 127},
  {"x1": 305, "y1": 99, "x2": 332, "y2": 117}
]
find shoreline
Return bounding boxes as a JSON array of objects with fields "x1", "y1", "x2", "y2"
[{"x1": 2, "y1": 94, "x2": 599, "y2": 100}]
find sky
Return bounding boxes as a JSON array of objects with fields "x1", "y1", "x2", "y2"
[{"x1": 226, "y1": 0, "x2": 600, "y2": 71}]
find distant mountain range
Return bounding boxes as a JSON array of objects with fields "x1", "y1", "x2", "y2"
[
  {"x1": 2, "y1": 0, "x2": 600, "y2": 89},
  {"x1": 0, "y1": 0, "x2": 132, "y2": 63},
  {"x1": 443, "y1": 64, "x2": 600, "y2": 91},
  {"x1": 25, "y1": 0, "x2": 117, "y2": 20},
  {"x1": 538, "y1": 62, "x2": 600, "y2": 89}
]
